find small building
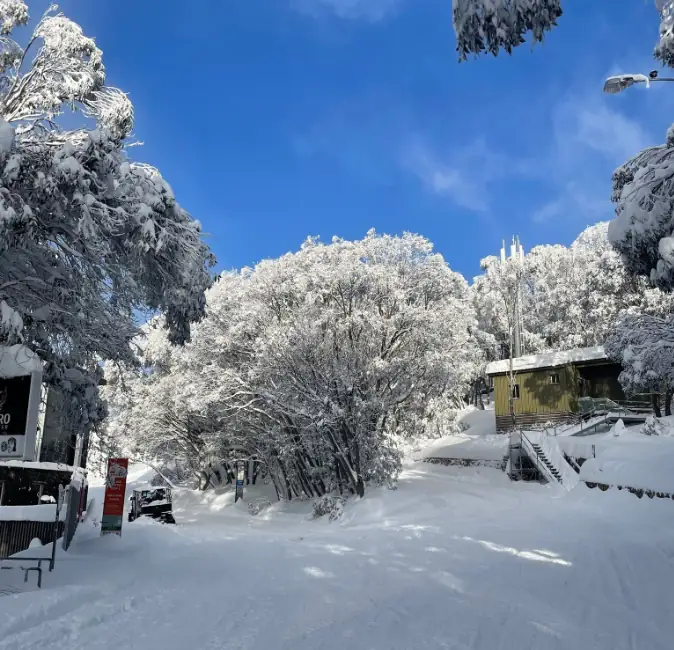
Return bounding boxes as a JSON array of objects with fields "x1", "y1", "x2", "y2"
[{"x1": 485, "y1": 346, "x2": 626, "y2": 431}]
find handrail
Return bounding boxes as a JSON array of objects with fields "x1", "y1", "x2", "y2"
[
  {"x1": 519, "y1": 431, "x2": 546, "y2": 478},
  {"x1": 0, "y1": 557, "x2": 45, "y2": 588}
]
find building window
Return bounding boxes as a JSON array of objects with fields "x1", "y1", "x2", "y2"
[
  {"x1": 550, "y1": 373, "x2": 560, "y2": 385},
  {"x1": 512, "y1": 384, "x2": 520, "y2": 400}
]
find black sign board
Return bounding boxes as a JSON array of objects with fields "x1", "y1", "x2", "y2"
[
  {"x1": 0, "y1": 375, "x2": 31, "y2": 457},
  {"x1": 0, "y1": 375, "x2": 31, "y2": 436}
]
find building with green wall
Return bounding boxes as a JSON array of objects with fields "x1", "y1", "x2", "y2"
[{"x1": 485, "y1": 346, "x2": 625, "y2": 431}]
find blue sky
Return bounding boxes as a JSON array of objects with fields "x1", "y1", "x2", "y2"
[{"x1": 38, "y1": 0, "x2": 674, "y2": 279}]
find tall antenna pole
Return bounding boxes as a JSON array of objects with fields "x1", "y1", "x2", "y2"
[{"x1": 511, "y1": 236, "x2": 524, "y2": 358}]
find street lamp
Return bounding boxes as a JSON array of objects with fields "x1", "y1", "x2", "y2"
[{"x1": 603, "y1": 70, "x2": 674, "y2": 94}]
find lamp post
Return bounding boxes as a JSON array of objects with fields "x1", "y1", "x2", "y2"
[{"x1": 603, "y1": 70, "x2": 674, "y2": 94}]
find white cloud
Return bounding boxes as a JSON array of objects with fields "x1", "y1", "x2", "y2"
[
  {"x1": 552, "y1": 92, "x2": 652, "y2": 168},
  {"x1": 531, "y1": 199, "x2": 564, "y2": 224},
  {"x1": 528, "y1": 87, "x2": 657, "y2": 223},
  {"x1": 294, "y1": 70, "x2": 664, "y2": 229},
  {"x1": 292, "y1": 0, "x2": 401, "y2": 21},
  {"x1": 401, "y1": 138, "x2": 510, "y2": 213}
]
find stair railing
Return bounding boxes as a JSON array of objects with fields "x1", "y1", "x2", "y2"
[{"x1": 519, "y1": 430, "x2": 544, "y2": 480}]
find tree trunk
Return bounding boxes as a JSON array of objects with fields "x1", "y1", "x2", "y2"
[
  {"x1": 652, "y1": 392, "x2": 662, "y2": 418},
  {"x1": 277, "y1": 461, "x2": 293, "y2": 500},
  {"x1": 666, "y1": 390, "x2": 672, "y2": 417}
]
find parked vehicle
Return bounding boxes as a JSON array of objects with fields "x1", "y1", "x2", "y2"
[{"x1": 128, "y1": 487, "x2": 175, "y2": 524}]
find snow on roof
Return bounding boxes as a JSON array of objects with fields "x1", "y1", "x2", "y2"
[
  {"x1": 0, "y1": 344, "x2": 42, "y2": 378},
  {"x1": 485, "y1": 346, "x2": 608, "y2": 376},
  {"x1": 0, "y1": 460, "x2": 87, "y2": 489},
  {"x1": 0, "y1": 504, "x2": 66, "y2": 522},
  {"x1": 0, "y1": 460, "x2": 82, "y2": 474}
]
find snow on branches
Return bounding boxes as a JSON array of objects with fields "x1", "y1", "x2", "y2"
[
  {"x1": 452, "y1": 1, "x2": 674, "y2": 65},
  {"x1": 471, "y1": 223, "x2": 673, "y2": 361},
  {"x1": 104, "y1": 232, "x2": 481, "y2": 497},
  {"x1": 0, "y1": 2, "x2": 214, "y2": 448},
  {"x1": 606, "y1": 312, "x2": 674, "y2": 396},
  {"x1": 609, "y1": 127, "x2": 674, "y2": 291},
  {"x1": 656, "y1": 0, "x2": 674, "y2": 66},
  {"x1": 452, "y1": 0, "x2": 562, "y2": 60}
]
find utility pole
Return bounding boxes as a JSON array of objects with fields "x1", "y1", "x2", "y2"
[
  {"x1": 498, "y1": 236, "x2": 525, "y2": 428},
  {"x1": 499, "y1": 236, "x2": 525, "y2": 358}
]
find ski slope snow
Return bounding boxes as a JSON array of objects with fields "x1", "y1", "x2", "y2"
[{"x1": 1, "y1": 462, "x2": 674, "y2": 650}]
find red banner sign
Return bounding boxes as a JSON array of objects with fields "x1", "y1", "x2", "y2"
[{"x1": 101, "y1": 458, "x2": 129, "y2": 536}]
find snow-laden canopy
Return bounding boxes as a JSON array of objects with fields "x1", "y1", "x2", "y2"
[
  {"x1": 0, "y1": 2, "x2": 215, "y2": 447},
  {"x1": 471, "y1": 223, "x2": 673, "y2": 366},
  {"x1": 452, "y1": 1, "x2": 674, "y2": 65},
  {"x1": 101, "y1": 231, "x2": 482, "y2": 497}
]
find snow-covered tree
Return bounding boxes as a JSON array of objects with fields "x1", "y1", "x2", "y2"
[
  {"x1": 605, "y1": 312, "x2": 674, "y2": 415},
  {"x1": 0, "y1": 3, "x2": 214, "y2": 451},
  {"x1": 609, "y1": 127, "x2": 674, "y2": 291},
  {"x1": 452, "y1": 1, "x2": 674, "y2": 64},
  {"x1": 451, "y1": 2, "x2": 674, "y2": 321},
  {"x1": 104, "y1": 232, "x2": 481, "y2": 497},
  {"x1": 472, "y1": 223, "x2": 673, "y2": 360}
]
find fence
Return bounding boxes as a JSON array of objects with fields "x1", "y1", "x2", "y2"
[
  {"x1": 0, "y1": 477, "x2": 87, "y2": 591},
  {"x1": 0, "y1": 494, "x2": 64, "y2": 589},
  {"x1": 62, "y1": 481, "x2": 86, "y2": 551},
  {"x1": 0, "y1": 518, "x2": 64, "y2": 558}
]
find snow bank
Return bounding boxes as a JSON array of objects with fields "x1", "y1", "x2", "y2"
[
  {"x1": 420, "y1": 408, "x2": 507, "y2": 461},
  {"x1": 0, "y1": 460, "x2": 81, "y2": 476},
  {"x1": 557, "y1": 427, "x2": 674, "y2": 460},
  {"x1": 579, "y1": 436, "x2": 674, "y2": 494},
  {"x1": 422, "y1": 436, "x2": 507, "y2": 461},
  {"x1": 0, "y1": 504, "x2": 64, "y2": 522},
  {"x1": 0, "y1": 344, "x2": 41, "y2": 377}
]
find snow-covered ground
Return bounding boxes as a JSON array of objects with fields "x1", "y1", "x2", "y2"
[
  {"x1": 2, "y1": 459, "x2": 674, "y2": 650},
  {"x1": 564, "y1": 421, "x2": 674, "y2": 494},
  {"x1": 418, "y1": 408, "x2": 508, "y2": 462}
]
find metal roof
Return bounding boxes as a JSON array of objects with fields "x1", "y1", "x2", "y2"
[{"x1": 485, "y1": 346, "x2": 609, "y2": 376}]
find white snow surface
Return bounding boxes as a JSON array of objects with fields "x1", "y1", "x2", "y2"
[
  {"x1": 0, "y1": 344, "x2": 41, "y2": 377},
  {"x1": 420, "y1": 408, "x2": 507, "y2": 461},
  {"x1": 0, "y1": 504, "x2": 64, "y2": 522},
  {"x1": 576, "y1": 431, "x2": 674, "y2": 494},
  {"x1": 2, "y1": 461, "x2": 674, "y2": 649},
  {"x1": 486, "y1": 345, "x2": 607, "y2": 375},
  {"x1": 0, "y1": 460, "x2": 83, "y2": 477}
]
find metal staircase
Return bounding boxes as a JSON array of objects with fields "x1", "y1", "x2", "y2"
[
  {"x1": 511, "y1": 431, "x2": 580, "y2": 489},
  {"x1": 528, "y1": 440, "x2": 562, "y2": 484}
]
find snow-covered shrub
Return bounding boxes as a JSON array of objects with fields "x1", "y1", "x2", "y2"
[
  {"x1": 247, "y1": 500, "x2": 272, "y2": 516},
  {"x1": 612, "y1": 419, "x2": 626, "y2": 438},
  {"x1": 312, "y1": 495, "x2": 346, "y2": 521},
  {"x1": 642, "y1": 415, "x2": 667, "y2": 436}
]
